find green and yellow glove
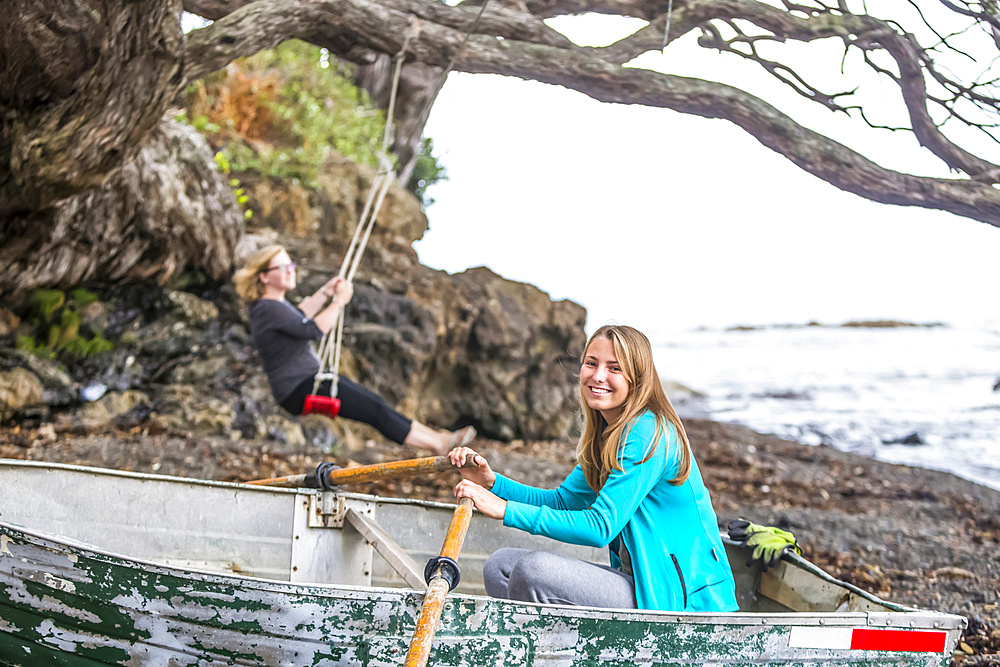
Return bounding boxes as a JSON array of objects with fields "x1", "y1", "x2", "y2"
[{"x1": 727, "y1": 518, "x2": 801, "y2": 570}]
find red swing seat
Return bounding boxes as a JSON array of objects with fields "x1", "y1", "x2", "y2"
[{"x1": 303, "y1": 394, "x2": 341, "y2": 418}]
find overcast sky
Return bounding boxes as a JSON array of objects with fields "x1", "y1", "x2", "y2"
[{"x1": 413, "y1": 14, "x2": 1000, "y2": 336}]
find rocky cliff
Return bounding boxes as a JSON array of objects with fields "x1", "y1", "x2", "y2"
[{"x1": 0, "y1": 119, "x2": 587, "y2": 446}]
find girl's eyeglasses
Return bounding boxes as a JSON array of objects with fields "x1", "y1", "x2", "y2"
[{"x1": 261, "y1": 263, "x2": 296, "y2": 273}]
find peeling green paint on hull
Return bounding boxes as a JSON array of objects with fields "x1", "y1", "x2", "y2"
[{"x1": 0, "y1": 523, "x2": 962, "y2": 666}]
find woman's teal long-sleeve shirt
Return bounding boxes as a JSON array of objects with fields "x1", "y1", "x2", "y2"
[{"x1": 492, "y1": 411, "x2": 738, "y2": 612}]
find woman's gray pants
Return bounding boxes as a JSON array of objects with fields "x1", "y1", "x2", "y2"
[{"x1": 483, "y1": 547, "x2": 637, "y2": 608}]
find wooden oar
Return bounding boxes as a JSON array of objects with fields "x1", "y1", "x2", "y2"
[
  {"x1": 244, "y1": 455, "x2": 477, "y2": 488},
  {"x1": 404, "y1": 497, "x2": 474, "y2": 667}
]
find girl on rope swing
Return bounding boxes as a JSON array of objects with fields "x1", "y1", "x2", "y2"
[
  {"x1": 234, "y1": 245, "x2": 476, "y2": 455},
  {"x1": 448, "y1": 324, "x2": 737, "y2": 611}
]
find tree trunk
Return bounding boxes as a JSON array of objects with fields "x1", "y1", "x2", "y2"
[
  {"x1": 355, "y1": 53, "x2": 443, "y2": 185},
  {"x1": 1, "y1": 0, "x2": 185, "y2": 220},
  {"x1": 0, "y1": 120, "x2": 243, "y2": 295}
]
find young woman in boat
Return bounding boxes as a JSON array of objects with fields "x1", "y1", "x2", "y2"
[
  {"x1": 234, "y1": 245, "x2": 475, "y2": 455},
  {"x1": 449, "y1": 324, "x2": 738, "y2": 612}
]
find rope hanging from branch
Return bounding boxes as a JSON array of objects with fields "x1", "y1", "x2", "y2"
[
  {"x1": 311, "y1": 30, "x2": 413, "y2": 401},
  {"x1": 662, "y1": 0, "x2": 675, "y2": 50},
  {"x1": 309, "y1": 6, "x2": 490, "y2": 411}
]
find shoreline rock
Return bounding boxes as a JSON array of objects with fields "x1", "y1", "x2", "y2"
[
  {"x1": 0, "y1": 269, "x2": 584, "y2": 444},
  {"x1": 724, "y1": 320, "x2": 947, "y2": 332}
]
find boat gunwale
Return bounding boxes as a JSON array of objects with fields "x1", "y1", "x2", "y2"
[{"x1": 0, "y1": 458, "x2": 490, "y2": 510}]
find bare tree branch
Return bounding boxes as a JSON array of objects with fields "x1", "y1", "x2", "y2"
[
  {"x1": 177, "y1": 0, "x2": 1000, "y2": 226},
  {"x1": 695, "y1": 20, "x2": 854, "y2": 112},
  {"x1": 4, "y1": 0, "x2": 1000, "y2": 229}
]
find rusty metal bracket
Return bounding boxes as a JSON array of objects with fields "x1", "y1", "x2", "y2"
[{"x1": 308, "y1": 493, "x2": 346, "y2": 528}]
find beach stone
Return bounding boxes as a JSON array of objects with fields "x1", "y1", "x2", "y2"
[
  {"x1": 0, "y1": 368, "x2": 44, "y2": 412},
  {"x1": 170, "y1": 355, "x2": 229, "y2": 385},
  {"x1": 232, "y1": 396, "x2": 267, "y2": 439},
  {"x1": 15, "y1": 353, "x2": 72, "y2": 392},
  {"x1": 78, "y1": 301, "x2": 109, "y2": 332},
  {"x1": 97, "y1": 350, "x2": 146, "y2": 394},
  {"x1": 156, "y1": 384, "x2": 229, "y2": 434},
  {"x1": 265, "y1": 415, "x2": 306, "y2": 446},
  {"x1": 662, "y1": 379, "x2": 706, "y2": 399},
  {"x1": 663, "y1": 379, "x2": 710, "y2": 419},
  {"x1": 80, "y1": 383, "x2": 108, "y2": 402},
  {"x1": 299, "y1": 413, "x2": 339, "y2": 453},
  {"x1": 127, "y1": 319, "x2": 192, "y2": 355},
  {"x1": 101, "y1": 390, "x2": 151, "y2": 419},
  {"x1": 191, "y1": 399, "x2": 233, "y2": 434},
  {"x1": 60, "y1": 390, "x2": 150, "y2": 430},
  {"x1": 883, "y1": 432, "x2": 924, "y2": 446},
  {"x1": 0, "y1": 308, "x2": 20, "y2": 335},
  {"x1": 243, "y1": 373, "x2": 274, "y2": 405},
  {"x1": 166, "y1": 290, "x2": 219, "y2": 326},
  {"x1": 931, "y1": 566, "x2": 976, "y2": 579},
  {"x1": 56, "y1": 403, "x2": 109, "y2": 430}
]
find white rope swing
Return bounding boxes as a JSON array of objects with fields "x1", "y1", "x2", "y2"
[
  {"x1": 311, "y1": 6, "x2": 492, "y2": 403},
  {"x1": 311, "y1": 35, "x2": 410, "y2": 400}
]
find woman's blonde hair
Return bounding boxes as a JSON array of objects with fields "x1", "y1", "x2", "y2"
[
  {"x1": 576, "y1": 324, "x2": 691, "y2": 490},
  {"x1": 233, "y1": 245, "x2": 285, "y2": 301}
]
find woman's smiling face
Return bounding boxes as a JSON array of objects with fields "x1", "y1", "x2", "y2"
[
  {"x1": 259, "y1": 250, "x2": 297, "y2": 293},
  {"x1": 580, "y1": 337, "x2": 629, "y2": 422}
]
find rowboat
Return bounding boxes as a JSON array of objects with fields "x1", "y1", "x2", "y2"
[{"x1": 0, "y1": 458, "x2": 965, "y2": 665}]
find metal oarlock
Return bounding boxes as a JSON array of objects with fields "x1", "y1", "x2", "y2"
[
  {"x1": 423, "y1": 556, "x2": 462, "y2": 592},
  {"x1": 311, "y1": 461, "x2": 342, "y2": 491}
]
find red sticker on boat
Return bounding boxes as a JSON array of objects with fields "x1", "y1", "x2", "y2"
[
  {"x1": 850, "y1": 629, "x2": 948, "y2": 652},
  {"x1": 788, "y1": 627, "x2": 948, "y2": 652}
]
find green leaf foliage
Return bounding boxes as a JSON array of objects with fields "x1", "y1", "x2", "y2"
[
  {"x1": 407, "y1": 137, "x2": 448, "y2": 207},
  {"x1": 68, "y1": 288, "x2": 99, "y2": 306},
  {"x1": 20, "y1": 289, "x2": 114, "y2": 361},
  {"x1": 181, "y1": 40, "x2": 387, "y2": 187},
  {"x1": 61, "y1": 334, "x2": 114, "y2": 359},
  {"x1": 16, "y1": 335, "x2": 53, "y2": 359},
  {"x1": 180, "y1": 39, "x2": 447, "y2": 205},
  {"x1": 29, "y1": 289, "x2": 65, "y2": 322}
]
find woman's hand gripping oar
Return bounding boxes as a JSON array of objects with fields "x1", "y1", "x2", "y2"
[{"x1": 244, "y1": 455, "x2": 477, "y2": 489}]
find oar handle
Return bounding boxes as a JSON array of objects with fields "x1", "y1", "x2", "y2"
[
  {"x1": 405, "y1": 497, "x2": 474, "y2": 667},
  {"x1": 439, "y1": 497, "x2": 474, "y2": 560},
  {"x1": 244, "y1": 455, "x2": 478, "y2": 488}
]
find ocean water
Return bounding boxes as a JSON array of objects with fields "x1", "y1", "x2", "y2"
[{"x1": 652, "y1": 324, "x2": 1000, "y2": 492}]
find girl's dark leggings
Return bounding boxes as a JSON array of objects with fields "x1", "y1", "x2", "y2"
[{"x1": 280, "y1": 376, "x2": 412, "y2": 445}]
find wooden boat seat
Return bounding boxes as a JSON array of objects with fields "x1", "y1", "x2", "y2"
[
  {"x1": 759, "y1": 559, "x2": 887, "y2": 613},
  {"x1": 345, "y1": 507, "x2": 425, "y2": 589}
]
